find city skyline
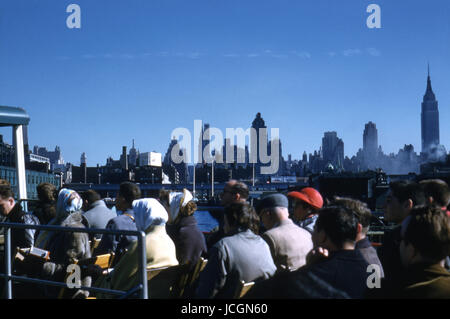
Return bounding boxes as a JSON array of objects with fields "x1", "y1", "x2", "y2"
[{"x1": 1, "y1": 0, "x2": 449, "y2": 165}]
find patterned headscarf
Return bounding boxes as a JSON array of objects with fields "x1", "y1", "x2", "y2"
[
  {"x1": 35, "y1": 188, "x2": 83, "y2": 249},
  {"x1": 168, "y1": 189, "x2": 193, "y2": 223},
  {"x1": 55, "y1": 188, "x2": 83, "y2": 222},
  {"x1": 132, "y1": 198, "x2": 168, "y2": 232}
]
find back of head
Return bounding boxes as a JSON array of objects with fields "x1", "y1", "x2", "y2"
[
  {"x1": 229, "y1": 180, "x2": 249, "y2": 201},
  {"x1": 0, "y1": 179, "x2": 11, "y2": 187},
  {"x1": 119, "y1": 182, "x2": 141, "y2": 205},
  {"x1": 56, "y1": 188, "x2": 83, "y2": 222},
  {"x1": 390, "y1": 180, "x2": 426, "y2": 207},
  {"x1": 0, "y1": 184, "x2": 14, "y2": 200},
  {"x1": 37, "y1": 183, "x2": 57, "y2": 203},
  {"x1": 80, "y1": 189, "x2": 101, "y2": 206},
  {"x1": 256, "y1": 193, "x2": 289, "y2": 215},
  {"x1": 403, "y1": 205, "x2": 450, "y2": 263},
  {"x1": 224, "y1": 202, "x2": 259, "y2": 234},
  {"x1": 331, "y1": 196, "x2": 371, "y2": 229},
  {"x1": 132, "y1": 198, "x2": 169, "y2": 232},
  {"x1": 166, "y1": 189, "x2": 196, "y2": 224},
  {"x1": 419, "y1": 179, "x2": 450, "y2": 208},
  {"x1": 315, "y1": 206, "x2": 359, "y2": 248}
]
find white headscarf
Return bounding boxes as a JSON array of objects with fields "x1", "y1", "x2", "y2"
[
  {"x1": 132, "y1": 198, "x2": 168, "y2": 232},
  {"x1": 168, "y1": 189, "x2": 193, "y2": 223}
]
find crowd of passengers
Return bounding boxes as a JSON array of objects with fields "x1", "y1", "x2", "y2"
[{"x1": 0, "y1": 177, "x2": 448, "y2": 299}]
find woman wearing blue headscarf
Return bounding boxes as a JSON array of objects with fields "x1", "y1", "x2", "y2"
[
  {"x1": 95, "y1": 198, "x2": 178, "y2": 298},
  {"x1": 34, "y1": 188, "x2": 92, "y2": 298}
]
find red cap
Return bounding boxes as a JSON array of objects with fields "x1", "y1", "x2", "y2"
[{"x1": 288, "y1": 187, "x2": 323, "y2": 210}]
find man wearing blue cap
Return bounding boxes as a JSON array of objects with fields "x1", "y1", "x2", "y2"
[{"x1": 257, "y1": 193, "x2": 313, "y2": 272}]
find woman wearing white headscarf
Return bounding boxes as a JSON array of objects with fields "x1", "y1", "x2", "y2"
[
  {"x1": 95, "y1": 198, "x2": 178, "y2": 298},
  {"x1": 162, "y1": 189, "x2": 207, "y2": 268}
]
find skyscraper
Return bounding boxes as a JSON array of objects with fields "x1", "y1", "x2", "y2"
[
  {"x1": 363, "y1": 121, "x2": 378, "y2": 167},
  {"x1": 322, "y1": 131, "x2": 344, "y2": 169},
  {"x1": 421, "y1": 65, "x2": 439, "y2": 154}
]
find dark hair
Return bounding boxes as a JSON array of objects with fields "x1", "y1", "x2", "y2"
[
  {"x1": 80, "y1": 189, "x2": 101, "y2": 205},
  {"x1": 37, "y1": 183, "x2": 57, "y2": 203},
  {"x1": 0, "y1": 179, "x2": 10, "y2": 186},
  {"x1": 0, "y1": 184, "x2": 14, "y2": 199},
  {"x1": 224, "y1": 202, "x2": 259, "y2": 234},
  {"x1": 119, "y1": 182, "x2": 141, "y2": 205},
  {"x1": 331, "y1": 196, "x2": 372, "y2": 228},
  {"x1": 419, "y1": 179, "x2": 450, "y2": 207},
  {"x1": 315, "y1": 206, "x2": 358, "y2": 248},
  {"x1": 390, "y1": 180, "x2": 426, "y2": 207},
  {"x1": 403, "y1": 205, "x2": 450, "y2": 262},
  {"x1": 229, "y1": 181, "x2": 249, "y2": 200}
]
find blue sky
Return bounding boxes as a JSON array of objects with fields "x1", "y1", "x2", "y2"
[{"x1": 0, "y1": 0, "x2": 449, "y2": 166}]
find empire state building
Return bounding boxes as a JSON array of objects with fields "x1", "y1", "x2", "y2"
[{"x1": 421, "y1": 65, "x2": 440, "y2": 154}]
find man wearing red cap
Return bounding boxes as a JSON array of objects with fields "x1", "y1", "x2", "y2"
[{"x1": 288, "y1": 187, "x2": 324, "y2": 234}]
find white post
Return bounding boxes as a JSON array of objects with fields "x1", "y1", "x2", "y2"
[
  {"x1": 211, "y1": 161, "x2": 214, "y2": 198},
  {"x1": 252, "y1": 163, "x2": 255, "y2": 187},
  {"x1": 193, "y1": 164, "x2": 196, "y2": 198},
  {"x1": 13, "y1": 125, "x2": 28, "y2": 210}
]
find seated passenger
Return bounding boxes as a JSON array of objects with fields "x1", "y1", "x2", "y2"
[
  {"x1": 32, "y1": 188, "x2": 91, "y2": 298},
  {"x1": 33, "y1": 182, "x2": 57, "y2": 225},
  {"x1": 257, "y1": 193, "x2": 313, "y2": 272},
  {"x1": 370, "y1": 206, "x2": 450, "y2": 298},
  {"x1": 81, "y1": 190, "x2": 116, "y2": 239},
  {"x1": 95, "y1": 198, "x2": 178, "y2": 298},
  {"x1": 331, "y1": 196, "x2": 384, "y2": 278},
  {"x1": 162, "y1": 189, "x2": 207, "y2": 269},
  {"x1": 196, "y1": 202, "x2": 276, "y2": 299},
  {"x1": 247, "y1": 206, "x2": 370, "y2": 299},
  {"x1": 94, "y1": 182, "x2": 140, "y2": 260},
  {"x1": 287, "y1": 187, "x2": 323, "y2": 234}
]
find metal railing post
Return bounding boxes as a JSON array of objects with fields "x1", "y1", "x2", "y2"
[
  {"x1": 0, "y1": 222, "x2": 149, "y2": 299},
  {"x1": 138, "y1": 231, "x2": 148, "y2": 299},
  {"x1": 4, "y1": 227, "x2": 12, "y2": 299}
]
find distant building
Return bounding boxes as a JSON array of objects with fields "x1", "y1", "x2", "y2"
[
  {"x1": 139, "y1": 152, "x2": 162, "y2": 167},
  {"x1": 421, "y1": 65, "x2": 440, "y2": 156},
  {"x1": 128, "y1": 139, "x2": 139, "y2": 167},
  {"x1": 362, "y1": 121, "x2": 379, "y2": 170},
  {"x1": 33, "y1": 145, "x2": 64, "y2": 170},
  {"x1": 322, "y1": 131, "x2": 344, "y2": 170},
  {"x1": 0, "y1": 165, "x2": 60, "y2": 199}
]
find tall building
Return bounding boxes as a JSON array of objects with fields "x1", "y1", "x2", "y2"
[
  {"x1": 421, "y1": 65, "x2": 439, "y2": 155},
  {"x1": 322, "y1": 131, "x2": 344, "y2": 169},
  {"x1": 128, "y1": 139, "x2": 139, "y2": 167},
  {"x1": 363, "y1": 121, "x2": 378, "y2": 168}
]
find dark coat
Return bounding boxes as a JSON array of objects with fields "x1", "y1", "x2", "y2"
[
  {"x1": 7, "y1": 203, "x2": 40, "y2": 250},
  {"x1": 166, "y1": 215, "x2": 207, "y2": 267},
  {"x1": 356, "y1": 237, "x2": 385, "y2": 278},
  {"x1": 377, "y1": 226, "x2": 403, "y2": 281},
  {"x1": 32, "y1": 202, "x2": 56, "y2": 225},
  {"x1": 250, "y1": 249, "x2": 370, "y2": 299},
  {"x1": 368, "y1": 263, "x2": 450, "y2": 299}
]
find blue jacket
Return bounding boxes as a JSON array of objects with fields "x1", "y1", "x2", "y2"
[{"x1": 94, "y1": 209, "x2": 137, "y2": 259}]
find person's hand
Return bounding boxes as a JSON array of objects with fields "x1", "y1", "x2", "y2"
[
  {"x1": 306, "y1": 247, "x2": 329, "y2": 265},
  {"x1": 81, "y1": 264, "x2": 103, "y2": 281}
]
